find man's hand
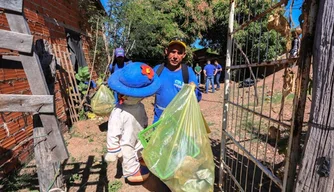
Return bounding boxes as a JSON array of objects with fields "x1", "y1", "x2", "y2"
[{"x1": 104, "y1": 150, "x2": 123, "y2": 162}]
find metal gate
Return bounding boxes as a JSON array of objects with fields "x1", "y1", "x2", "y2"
[{"x1": 220, "y1": 0, "x2": 299, "y2": 191}]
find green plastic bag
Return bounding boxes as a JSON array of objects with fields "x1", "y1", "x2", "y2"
[
  {"x1": 91, "y1": 85, "x2": 115, "y2": 116},
  {"x1": 142, "y1": 84, "x2": 214, "y2": 192}
]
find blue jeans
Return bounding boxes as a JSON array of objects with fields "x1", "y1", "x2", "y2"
[
  {"x1": 205, "y1": 76, "x2": 215, "y2": 93},
  {"x1": 215, "y1": 73, "x2": 221, "y2": 89},
  {"x1": 196, "y1": 73, "x2": 201, "y2": 84}
]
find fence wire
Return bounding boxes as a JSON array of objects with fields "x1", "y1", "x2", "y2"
[{"x1": 221, "y1": 0, "x2": 298, "y2": 191}]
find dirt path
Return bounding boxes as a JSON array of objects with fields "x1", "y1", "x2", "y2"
[
  {"x1": 56, "y1": 85, "x2": 225, "y2": 192},
  {"x1": 14, "y1": 67, "x2": 312, "y2": 191}
]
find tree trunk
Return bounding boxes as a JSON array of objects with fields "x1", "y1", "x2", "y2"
[{"x1": 295, "y1": 0, "x2": 334, "y2": 191}]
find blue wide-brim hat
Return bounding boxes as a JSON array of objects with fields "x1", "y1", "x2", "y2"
[{"x1": 108, "y1": 62, "x2": 161, "y2": 97}]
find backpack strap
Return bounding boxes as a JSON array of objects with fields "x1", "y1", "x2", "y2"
[
  {"x1": 156, "y1": 63, "x2": 189, "y2": 84},
  {"x1": 156, "y1": 63, "x2": 165, "y2": 76},
  {"x1": 181, "y1": 64, "x2": 189, "y2": 84}
]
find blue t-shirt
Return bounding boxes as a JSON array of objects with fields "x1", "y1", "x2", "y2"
[
  {"x1": 153, "y1": 64, "x2": 202, "y2": 123},
  {"x1": 204, "y1": 64, "x2": 216, "y2": 76},
  {"x1": 216, "y1": 64, "x2": 222, "y2": 74},
  {"x1": 109, "y1": 63, "x2": 125, "y2": 73}
]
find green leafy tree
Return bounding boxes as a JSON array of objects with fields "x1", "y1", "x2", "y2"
[
  {"x1": 78, "y1": 0, "x2": 109, "y2": 74},
  {"x1": 201, "y1": 0, "x2": 287, "y2": 62},
  {"x1": 106, "y1": 0, "x2": 215, "y2": 65}
]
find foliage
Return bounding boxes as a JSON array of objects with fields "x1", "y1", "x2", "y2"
[
  {"x1": 0, "y1": 169, "x2": 38, "y2": 192},
  {"x1": 108, "y1": 180, "x2": 123, "y2": 192},
  {"x1": 75, "y1": 66, "x2": 90, "y2": 95},
  {"x1": 201, "y1": 0, "x2": 287, "y2": 61},
  {"x1": 78, "y1": 0, "x2": 109, "y2": 76},
  {"x1": 106, "y1": 0, "x2": 215, "y2": 65},
  {"x1": 79, "y1": 109, "x2": 87, "y2": 120}
]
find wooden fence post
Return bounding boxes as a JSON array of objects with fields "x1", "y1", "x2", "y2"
[
  {"x1": 295, "y1": 0, "x2": 334, "y2": 191},
  {"x1": 283, "y1": 0, "x2": 319, "y2": 191}
]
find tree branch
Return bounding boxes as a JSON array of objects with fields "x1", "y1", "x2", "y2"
[
  {"x1": 233, "y1": 40, "x2": 259, "y2": 106},
  {"x1": 79, "y1": 18, "x2": 100, "y2": 109}
]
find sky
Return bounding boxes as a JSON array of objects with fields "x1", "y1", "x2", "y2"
[
  {"x1": 284, "y1": 0, "x2": 303, "y2": 28},
  {"x1": 100, "y1": 0, "x2": 303, "y2": 49},
  {"x1": 101, "y1": 0, "x2": 108, "y2": 10}
]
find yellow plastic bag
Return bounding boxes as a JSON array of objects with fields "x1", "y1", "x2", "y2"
[
  {"x1": 142, "y1": 84, "x2": 214, "y2": 192},
  {"x1": 91, "y1": 85, "x2": 115, "y2": 116}
]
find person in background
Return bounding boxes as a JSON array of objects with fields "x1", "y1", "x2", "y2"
[
  {"x1": 289, "y1": 28, "x2": 302, "y2": 58},
  {"x1": 153, "y1": 37, "x2": 202, "y2": 123},
  {"x1": 194, "y1": 63, "x2": 202, "y2": 85},
  {"x1": 214, "y1": 60, "x2": 222, "y2": 90},
  {"x1": 109, "y1": 47, "x2": 126, "y2": 73},
  {"x1": 109, "y1": 47, "x2": 127, "y2": 104},
  {"x1": 203, "y1": 60, "x2": 216, "y2": 93},
  {"x1": 105, "y1": 62, "x2": 161, "y2": 183}
]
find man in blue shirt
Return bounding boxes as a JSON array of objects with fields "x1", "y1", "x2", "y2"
[
  {"x1": 203, "y1": 60, "x2": 216, "y2": 93},
  {"x1": 109, "y1": 47, "x2": 126, "y2": 103},
  {"x1": 214, "y1": 60, "x2": 223, "y2": 90},
  {"x1": 153, "y1": 37, "x2": 202, "y2": 123},
  {"x1": 109, "y1": 47, "x2": 126, "y2": 73}
]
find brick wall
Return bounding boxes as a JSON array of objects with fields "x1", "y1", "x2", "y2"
[{"x1": 0, "y1": 0, "x2": 99, "y2": 177}]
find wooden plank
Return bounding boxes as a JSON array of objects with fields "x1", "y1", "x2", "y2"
[
  {"x1": 64, "y1": 50, "x2": 82, "y2": 104},
  {"x1": 5, "y1": 13, "x2": 68, "y2": 161},
  {"x1": 0, "y1": 0, "x2": 23, "y2": 13},
  {"x1": 0, "y1": 94, "x2": 54, "y2": 113},
  {"x1": 59, "y1": 46, "x2": 79, "y2": 122},
  {"x1": 283, "y1": 0, "x2": 317, "y2": 190},
  {"x1": 295, "y1": 0, "x2": 334, "y2": 191},
  {"x1": 53, "y1": 44, "x2": 77, "y2": 124},
  {"x1": 0, "y1": 30, "x2": 33, "y2": 53},
  {"x1": 33, "y1": 126, "x2": 62, "y2": 192},
  {"x1": 2, "y1": 55, "x2": 21, "y2": 62}
]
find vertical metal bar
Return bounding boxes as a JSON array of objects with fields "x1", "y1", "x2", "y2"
[
  {"x1": 251, "y1": 66, "x2": 267, "y2": 192},
  {"x1": 269, "y1": 29, "x2": 283, "y2": 192},
  {"x1": 259, "y1": 65, "x2": 277, "y2": 191},
  {"x1": 238, "y1": 63, "x2": 247, "y2": 186},
  {"x1": 220, "y1": 0, "x2": 235, "y2": 190},
  {"x1": 244, "y1": 34, "x2": 258, "y2": 191},
  {"x1": 228, "y1": 40, "x2": 237, "y2": 192},
  {"x1": 228, "y1": 43, "x2": 237, "y2": 191},
  {"x1": 233, "y1": 43, "x2": 243, "y2": 191}
]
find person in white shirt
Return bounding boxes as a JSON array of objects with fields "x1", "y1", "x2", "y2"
[{"x1": 105, "y1": 62, "x2": 161, "y2": 183}]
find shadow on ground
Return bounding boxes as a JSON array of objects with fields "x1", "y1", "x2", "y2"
[{"x1": 62, "y1": 155, "x2": 170, "y2": 192}]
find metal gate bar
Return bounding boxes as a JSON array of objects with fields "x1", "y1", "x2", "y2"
[
  {"x1": 228, "y1": 101, "x2": 291, "y2": 128},
  {"x1": 220, "y1": 0, "x2": 297, "y2": 191},
  {"x1": 227, "y1": 58, "x2": 297, "y2": 69},
  {"x1": 223, "y1": 129, "x2": 283, "y2": 187}
]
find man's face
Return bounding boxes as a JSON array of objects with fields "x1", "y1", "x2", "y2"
[{"x1": 165, "y1": 44, "x2": 186, "y2": 67}]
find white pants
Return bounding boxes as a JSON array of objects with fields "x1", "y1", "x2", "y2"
[{"x1": 107, "y1": 103, "x2": 148, "y2": 177}]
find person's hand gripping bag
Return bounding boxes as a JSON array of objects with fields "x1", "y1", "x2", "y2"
[
  {"x1": 142, "y1": 84, "x2": 214, "y2": 192},
  {"x1": 91, "y1": 84, "x2": 115, "y2": 116}
]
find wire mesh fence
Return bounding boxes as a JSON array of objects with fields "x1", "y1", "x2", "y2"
[{"x1": 221, "y1": 0, "x2": 299, "y2": 191}]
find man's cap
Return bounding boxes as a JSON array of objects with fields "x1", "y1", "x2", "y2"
[
  {"x1": 108, "y1": 62, "x2": 161, "y2": 98},
  {"x1": 168, "y1": 37, "x2": 186, "y2": 49},
  {"x1": 115, "y1": 48, "x2": 125, "y2": 58}
]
